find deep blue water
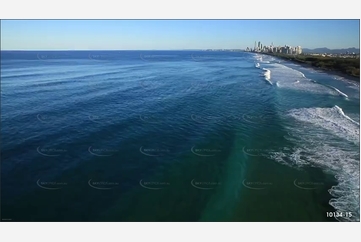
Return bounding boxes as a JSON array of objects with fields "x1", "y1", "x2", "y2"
[{"x1": 1, "y1": 51, "x2": 359, "y2": 221}]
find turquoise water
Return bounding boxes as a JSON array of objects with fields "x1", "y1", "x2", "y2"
[{"x1": 1, "y1": 51, "x2": 359, "y2": 221}]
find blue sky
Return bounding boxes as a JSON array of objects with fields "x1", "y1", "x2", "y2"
[{"x1": 1, "y1": 20, "x2": 359, "y2": 50}]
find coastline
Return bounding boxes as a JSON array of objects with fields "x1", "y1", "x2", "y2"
[{"x1": 260, "y1": 53, "x2": 360, "y2": 82}]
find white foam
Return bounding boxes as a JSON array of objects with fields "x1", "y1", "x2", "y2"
[
  {"x1": 334, "y1": 105, "x2": 359, "y2": 125},
  {"x1": 279, "y1": 106, "x2": 360, "y2": 221},
  {"x1": 298, "y1": 71, "x2": 306, "y2": 78},
  {"x1": 348, "y1": 85, "x2": 360, "y2": 90},
  {"x1": 324, "y1": 85, "x2": 348, "y2": 98},
  {"x1": 332, "y1": 76, "x2": 360, "y2": 89},
  {"x1": 288, "y1": 106, "x2": 359, "y2": 144},
  {"x1": 262, "y1": 68, "x2": 272, "y2": 85},
  {"x1": 263, "y1": 68, "x2": 272, "y2": 76},
  {"x1": 272, "y1": 142, "x2": 360, "y2": 222},
  {"x1": 298, "y1": 70, "x2": 359, "y2": 96},
  {"x1": 253, "y1": 54, "x2": 263, "y2": 62},
  {"x1": 266, "y1": 63, "x2": 341, "y2": 96}
]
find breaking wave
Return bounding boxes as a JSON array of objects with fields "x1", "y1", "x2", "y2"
[
  {"x1": 265, "y1": 63, "x2": 347, "y2": 97},
  {"x1": 273, "y1": 106, "x2": 360, "y2": 221}
]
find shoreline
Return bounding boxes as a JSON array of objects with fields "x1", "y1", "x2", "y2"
[{"x1": 260, "y1": 53, "x2": 360, "y2": 82}]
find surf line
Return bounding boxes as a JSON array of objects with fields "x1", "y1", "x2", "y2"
[{"x1": 326, "y1": 85, "x2": 348, "y2": 98}]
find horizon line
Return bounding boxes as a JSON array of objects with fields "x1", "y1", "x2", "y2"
[{"x1": 1, "y1": 47, "x2": 359, "y2": 51}]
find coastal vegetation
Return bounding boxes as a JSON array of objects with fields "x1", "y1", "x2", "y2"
[{"x1": 265, "y1": 53, "x2": 360, "y2": 78}]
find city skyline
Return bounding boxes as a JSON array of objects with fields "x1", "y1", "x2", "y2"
[
  {"x1": 246, "y1": 41, "x2": 303, "y2": 55},
  {"x1": 1, "y1": 20, "x2": 359, "y2": 50}
]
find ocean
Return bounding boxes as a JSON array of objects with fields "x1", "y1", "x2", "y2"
[{"x1": 1, "y1": 50, "x2": 359, "y2": 222}]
